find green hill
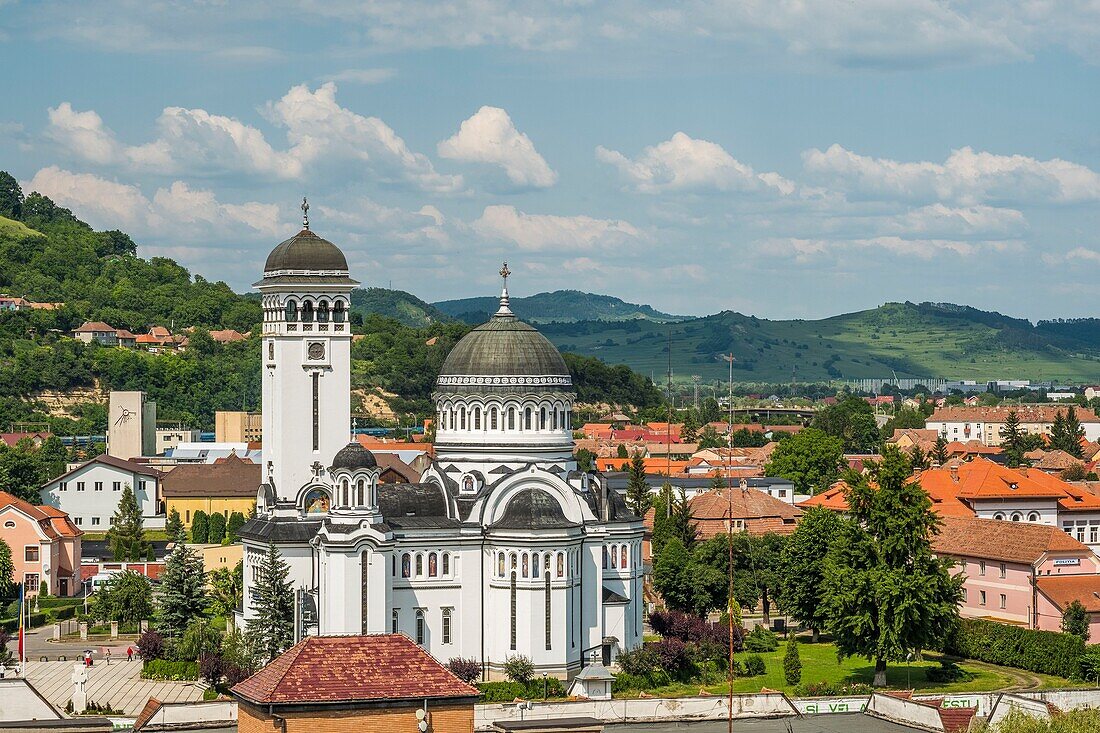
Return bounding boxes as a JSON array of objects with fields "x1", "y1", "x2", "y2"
[
  {"x1": 433, "y1": 289, "x2": 687, "y2": 324},
  {"x1": 539, "y1": 302, "x2": 1100, "y2": 384},
  {"x1": 350, "y1": 287, "x2": 451, "y2": 327}
]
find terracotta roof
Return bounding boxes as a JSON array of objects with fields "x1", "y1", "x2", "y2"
[
  {"x1": 0, "y1": 431, "x2": 52, "y2": 448},
  {"x1": 132, "y1": 698, "x2": 162, "y2": 731},
  {"x1": 1026, "y1": 449, "x2": 1084, "y2": 472},
  {"x1": 927, "y1": 459, "x2": 1067, "y2": 500},
  {"x1": 687, "y1": 485, "x2": 802, "y2": 538},
  {"x1": 73, "y1": 321, "x2": 115, "y2": 333},
  {"x1": 160, "y1": 453, "x2": 261, "y2": 498},
  {"x1": 938, "y1": 706, "x2": 977, "y2": 733},
  {"x1": 209, "y1": 329, "x2": 248, "y2": 343},
  {"x1": 930, "y1": 405, "x2": 1100, "y2": 423},
  {"x1": 231, "y1": 634, "x2": 479, "y2": 705},
  {"x1": 799, "y1": 482, "x2": 853, "y2": 512},
  {"x1": 114, "y1": 329, "x2": 136, "y2": 339},
  {"x1": 0, "y1": 490, "x2": 82, "y2": 540},
  {"x1": 1036, "y1": 575, "x2": 1100, "y2": 613},
  {"x1": 932, "y1": 516, "x2": 1089, "y2": 564},
  {"x1": 945, "y1": 440, "x2": 1002, "y2": 455},
  {"x1": 887, "y1": 428, "x2": 939, "y2": 443}
]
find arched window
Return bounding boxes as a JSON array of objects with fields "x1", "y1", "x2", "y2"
[
  {"x1": 532, "y1": 553, "x2": 540, "y2": 573},
  {"x1": 301, "y1": 300, "x2": 314, "y2": 322},
  {"x1": 510, "y1": 553, "x2": 517, "y2": 571},
  {"x1": 428, "y1": 553, "x2": 438, "y2": 577},
  {"x1": 621, "y1": 545, "x2": 628, "y2": 568},
  {"x1": 391, "y1": 609, "x2": 399, "y2": 634},
  {"x1": 356, "y1": 479, "x2": 366, "y2": 507},
  {"x1": 474, "y1": 406, "x2": 481, "y2": 430},
  {"x1": 508, "y1": 407, "x2": 516, "y2": 430},
  {"x1": 460, "y1": 406, "x2": 467, "y2": 430},
  {"x1": 522, "y1": 553, "x2": 529, "y2": 578},
  {"x1": 993, "y1": 512, "x2": 1005, "y2": 520},
  {"x1": 610, "y1": 546, "x2": 618, "y2": 568},
  {"x1": 540, "y1": 406, "x2": 547, "y2": 430},
  {"x1": 442, "y1": 608, "x2": 452, "y2": 645},
  {"x1": 557, "y1": 552, "x2": 564, "y2": 578},
  {"x1": 1027, "y1": 512, "x2": 1040, "y2": 522},
  {"x1": 498, "y1": 552, "x2": 505, "y2": 576},
  {"x1": 544, "y1": 554, "x2": 551, "y2": 574},
  {"x1": 333, "y1": 301, "x2": 345, "y2": 323},
  {"x1": 415, "y1": 609, "x2": 425, "y2": 645},
  {"x1": 401, "y1": 553, "x2": 411, "y2": 578},
  {"x1": 525, "y1": 407, "x2": 532, "y2": 430},
  {"x1": 491, "y1": 407, "x2": 498, "y2": 430},
  {"x1": 603, "y1": 547, "x2": 608, "y2": 569},
  {"x1": 442, "y1": 552, "x2": 450, "y2": 576},
  {"x1": 1011, "y1": 512, "x2": 1022, "y2": 522},
  {"x1": 284, "y1": 299, "x2": 298, "y2": 321},
  {"x1": 317, "y1": 300, "x2": 329, "y2": 323},
  {"x1": 341, "y1": 479, "x2": 349, "y2": 508},
  {"x1": 415, "y1": 554, "x2": 424, "y2": 576}
]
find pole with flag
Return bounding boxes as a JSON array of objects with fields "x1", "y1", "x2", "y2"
[{"x1": 17, "y1": 581, "x2": 25, "y2": 677}]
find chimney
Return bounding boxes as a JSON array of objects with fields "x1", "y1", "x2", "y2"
[
  {"x1": 1020, "y1": 466, "x2": 1028, "y2": 477},
  {"x1": 950, "y1": 464, "x2": 959, "y2": 483}
]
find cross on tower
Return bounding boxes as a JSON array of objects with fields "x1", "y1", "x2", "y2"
[
  {"x1": 499, "y1": 261, "x2": 510, "y2": 283},
  {"x1": 301, "y1": 197, "x2": 310, "y2": 229},
  {"x1": 310, "y1": 460, "x2": 324, "y2": 479},
  {"x1": 494, "y1": 262, "x2": 513, "y2": 316}
]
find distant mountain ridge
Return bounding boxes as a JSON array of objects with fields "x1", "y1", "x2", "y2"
[
  {"x1": 433, "y1": 289, "x2": 687, "y2": 324},
  {"x1": 350, "y1": 288, "x2": 452, "y2": 327}
]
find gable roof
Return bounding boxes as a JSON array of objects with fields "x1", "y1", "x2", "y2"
[
  {"x1": 0, "y1": 490, "x2": 82, "y2": 541},
  {"x1": 925, "y1": 459, "x2": 1067, "y2": 500},
  {"x1": 231, "y1": 634, "x2": 478, "y2": 705},
  {"x1": 929, "y1": 405, "x2": 1100, "y2": 424},
  {"x1": 73, "y1": 321, "x2": 115, "y2": 333},
  {"x1": 932, "y1": 515, "x2": 1089, "y2": 564},
  {"x1": 1036, "y1": 575, "x2": 1100, "y2": 613},
  {"x1": 46, "y1": 454, "x2": 163, "y2": 487},
  {"x1": 687, "y1": 485, "x2": 802, "y2": 537},
  {"x1": 160, "y1": 453, "x2": 261, "y2": 498}
]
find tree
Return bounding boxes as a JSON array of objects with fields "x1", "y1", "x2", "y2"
[
  {"x1": 881, "y1": 408, "x2": 928, "y2": 438},
  {"x1": 764, "y1": 428, "x2": 844, "y2": 495},
  {"x1": 574, "y1": 448, "x2": 596, "y2": 473},
  {"x1": 208, "y1": 512, "x2": 227, "y2": 544},
  {"x1": 932, "y1": 434, "x2": 948, "y2": 467},
  {"x1": 625, "y1": 453, "x2": 651, "y2": 516},
  {"x1": 652, "y1": 483, "x2": 697, "y2": 555},
  {"x1": 503, "y1": 654, "x2": 534, "y2": 685},
  {"x1": 1055, "y1": 408, "x2": 1086, "y2": 458},
  {"x1": 192, "y1": 511, "x2": 209, "y2": 543},
  {"x1": 165, "y1": 509, "x2": 186, "y2": 545},
  {"x1": 909, "y1": 445, "x2": 930, "y2": 470},
  {"x1": 156, "y1": 543, "x2": 207, "y2": 643},
  {"x1": 823, "y1": 448, "x2": 963, "y2": 687},
  {"x1": 700, "y1": 397, "x2": 721, "y2": 424},
  {"x1": 0, "y1": 171, "x2": 23, "y2": 219},
  {"x1": 1050, "y1": 410, "x2": 1070, "y2": 455},
  {"x1": 731, "y1": 428, "x2": 768, "y2": 448},
  {"x1": 811, "y1": 395, "x2": 880, "y2": 452},
  {"x1": 698, "y1": 425, "x2": 723, "y2": 449},
  {"x1": 0, "y1": 538, "x2": 13, "y2": 600},
  {"x1": 93, "y1": 570, "x2": 152, "y2": 624},
  {"x1": 107, "y1": 484, "x2": 149, "y2": 561},
  {"x1": 208, "y1": 560, "x2": 243, "y2": 620},
  {"x1": 652, "y1": 538, "x2": 725, "y2": 615},
  {"x1": 784, "y1": 636, "x2": 802, "y2": 686},
  {"x1": 778, "y1": 507, "x2": 842, "y2": 642},
  {"x1": 1000, "y1": 410, "x2": 1026, "y2": 468},
  {"x1": 616, "y1": 443, "x2": 629, "y2": 459},
  {"x1": 1062, "y1": 600, "x2": 1090, "y2": 642},
  {"x1": 681, "y1": 410, "x2": 700, "y2": 443},
  {"x1": 248, "y1": 543, "x2": 295, "y2": 663},
  {"x1": 227, "y1": 512, "x2": 246, "y2": 542}
]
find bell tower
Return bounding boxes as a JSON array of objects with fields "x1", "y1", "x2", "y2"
[{"x1": 256, "y1": 200, "x2": 357, "y2": 505}]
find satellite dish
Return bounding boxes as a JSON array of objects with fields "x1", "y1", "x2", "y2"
[
  {"x1": 415, "y1": 709, "x2": 427, "y2": 721},
  {"x1": 418, "y1": 721, "x2": 428, "y2": 732}
]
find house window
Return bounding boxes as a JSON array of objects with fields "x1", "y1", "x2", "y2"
[
  {"x1": 74, "y1": 517, "x2": 82, "y2": 525},
  {"x1": 391, "y1": 609, "x2": 399, "y2": 634},
  {"x1": 980, "y1": 590, "x2": 987, "y2": 606},
  {"x1": 415, "y1": 610, "x2": 425, "y2": 645},
  {"x1": 442, "y1": 608, "x2": 452, "y2": 644},
  {"x1": 442, "y1": 553, "x2": 450, "y2": 576},
  {"x1": 94, "y1": 481, "x2": 103, "y2": 491},
  {"x1": 24, "y1": 574, "x2": 39, "y2": 592},
  {"x1": 1027, "y1": 512, "x2": 1040, "y2": 522},
  {"x1": 999, "y1": 594, "x2": 1007, "y2": 609},
  {"x1": 91, "y1": 517, "x2": 100, "y2": 526},
  {"x1": 1091, "y1": 526, "x2": 1098, "y2": 545},
  {"x1": 999, "y1": 563, "x2": 1006, "y2": 578},
  {"x1": 25, "y1": 546, "x2": 39, "y2": 562},
  {"x1": 979, "y1": 561, "x2": 986, "y2": 576},
  {"x1": 59, "y1": 482, "x2": 67, "y2": 491},
  {"x1": 76, "y1": 482, "x2": 85, "y2": 491}
]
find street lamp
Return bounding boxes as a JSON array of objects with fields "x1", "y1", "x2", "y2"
[{"x1": 542, "y1": 672, "x2": 548, "y2": 700}]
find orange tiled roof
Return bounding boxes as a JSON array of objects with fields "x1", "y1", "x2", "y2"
[
  {"x1": 0, "y1": 490, "x2": 83, "y2": 541},
  {"x1": 73, "y1": 321, "x2": 115, "y2": 333},
  {"x1": 688, "y1": 485, "x2": 802, "y2": 538},
  {"x1": 927, "y1": 459, "x2": 1068, "y2": 500},
  {"x1": 945, "y1": 440, "x2": 1002, "y2": 455},
  {"x1": 932, "y1": 515, "x2": 1089, "y2": 564},
  {"x1": 930, "y1": 405, "x2": 1100, "y2": 423},
  {"x1": 1036, "y1": 575, "x2": 1100, "y2": 613}
]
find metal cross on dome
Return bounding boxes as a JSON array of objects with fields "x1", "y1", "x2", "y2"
[
  {"x1": 495, "y1": 262, "x2": 513, "y2": 316},
  {"x1": 499, "y1": 261, "x2": 510, "y2": 283},
  {"x1": 301, "y1": 197, "x2": 310, "y2": 229}
]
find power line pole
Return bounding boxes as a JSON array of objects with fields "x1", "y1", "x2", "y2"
[{"x1": 692, "y1": 375, "x2": 701, "y2": 410}]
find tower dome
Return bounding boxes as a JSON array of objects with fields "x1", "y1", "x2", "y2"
[
  {"x1": 330, "y1": 442, "x2": 377, "y2": 471},
  {"x1": 264, "y1": 229, "x2": 348, "y2": 274}
]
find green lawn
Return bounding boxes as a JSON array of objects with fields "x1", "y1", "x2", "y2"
[
  {"x1": 81, "y1": 530, "x2": 171, "y2": 542},
  {"x1": 615, "y1": 640, "x2": 1076, "y2": 698}
]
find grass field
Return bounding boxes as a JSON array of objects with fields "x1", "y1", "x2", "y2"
[
  {"x1": 616, "y1": 640, "x2": 1075, "y2": 698},
  {"x1": 0, "y1": 215, "x2": 44, "y2": 240}
]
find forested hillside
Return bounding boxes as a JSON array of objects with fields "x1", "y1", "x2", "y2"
[
  {"x1": 349, "y1": 287, "x2": 451, "y2": 327},
  {"x1": 434, "y1": 289, "x2": 686, "y2": 324}
]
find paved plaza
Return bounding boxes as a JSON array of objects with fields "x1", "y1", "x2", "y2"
[{"x1": 24, "y1": 659, "x2": 205, "y2": 716}]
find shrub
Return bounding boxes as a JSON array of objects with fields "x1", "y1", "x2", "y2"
[
  {"x1": 744, "y1": 654, "x2": 766, "y2": 676},
  {"x1": 136, "y1": 629, "x2": 166, "y2": 661},
  {"x1": 503, "y1": 654, "x2": 534, "y2": 685},
  {"x1": 944, "y1": 618, "x2": 1085, "y2": 679},
  {"x1": 649, "y1": 637, "x2": 694, "y2": 677},
  {"x1": 141, "y1": 659, "x2": 199, "y2": 680},
  {"x1": 744, "y1": 626, "x2": 779, "y2": 652},
  {"x1": 208, "y1": 513, "x2": 227, "y2": 544},
  {"x1": 192, "y1": 511, "x2": 209, "y2": 543},
  {"x1": 784, "y1": 638, "x2": 802, "y2": 685},
  {"x1": 447, "y1": 657, "x2": 482, "y2": 684},
  {"x1": 925, "y1": 659, "x2": 972, "y2": 683},
  {"x1": 1079, "y1": 647, "x2": 1100, "y2": 684},
  {"x1": 650, "y1": 610, "x2": 743, "y2": 652},
  {"x1": 796, "y1": 681, "x2": 874, "y2": 697},
  {"x1": 616, "y1": 646, "x2": 657, "y2": 676},
  {"x1": 479, "y1": 681, "x2": 527, "y2": 702},
  {"x1": 223, "y1": 663, "x2": 252, "y2": 688},
  {"x1": 199, "y1": 653, "x2": 224, "y2": 685}
]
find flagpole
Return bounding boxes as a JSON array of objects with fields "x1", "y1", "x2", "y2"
[{"x1": 19, "y1": 580, "x2": 26, "y2": 678}]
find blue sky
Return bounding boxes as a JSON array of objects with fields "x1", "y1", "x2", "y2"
[{"x1": 2, "y1": 1, "x2": 1100, "y2": 320}]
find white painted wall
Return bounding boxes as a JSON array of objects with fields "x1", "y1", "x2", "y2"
[{"x1": 39, "y1": 461, "x2": 160, "y2": 529}]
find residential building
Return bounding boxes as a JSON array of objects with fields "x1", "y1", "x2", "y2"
[
  {"x1": 194, "y1": 543, "x2": 244, "y2": 575},
  {"x1": 72, "y1": 321, "x2": 118, "y2": 346},
  {"x1": 1024, "y1": 449, "x2": 1085, "y2": 474},
  {"x1": 106, "y1": 390, "x2": 156, "y2": 460},
  {"x1": 926, "y1": 405, "x2": 1100, "y2": 446},
  {"x1": 605, "y1": 472, "x2": 799, "y2": 503},
  {"x1": 232, "y1": 635, "x2": 479, "y2": 733},
  {"x1": 1035, "y1": 575, "x2": 1100, "y2": 641},
  {"x1": 0, "y1": 490, "x2": 82, "y2": 596},
  {"x1": 214, "y1": 410, "x2": 262, "y2": 443},
  {"x1": 161, "y1": 453, "x2": 260, "y2": 527},
  {"x1": 154, "y1": 424, "x2": 202, "y2": 456},
  {"x1": 932, "y1": 516, "x2": 1100, "y2": 632},
  {"x1": 0, "y1": 431, "x2": 52, "y2": 448},
  {"x1": 887, "y1": 428, "x2": 939, "y2": 453},
  {"x1": 685, "y1": 480, "x2": 802, "y2": 541},
  {"x1": 38, "y1": 455, "x2": 164, "y2": 530}
]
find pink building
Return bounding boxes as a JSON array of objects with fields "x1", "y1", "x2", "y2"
[
  {"x1": 932, "y1": 516, "x2": 1100, "y2": 631},
  {"x1": 0, "y1": 490, "x2": 82, "y2": 596},
  {"x1": 1035, "y1": 576, "x2": 1100, "y2": 640}
]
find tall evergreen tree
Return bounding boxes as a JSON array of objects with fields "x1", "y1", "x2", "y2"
[
  {"x1": 680, "y1": 410, "x2": 700, "y2": 443},
  {"x1": 932, "y1": 434, "x2": 948, "y2": 467},
  {"x1": 0, "y1": 538, "x2": 13, "y2": 600},
  {"x1": 156, "y1": 543, "x2": 207, "y2": 643},
  {"x1": 625, "y1": 453, "x2": 652, "y2": 516},
  {"x1": 822, "y1": 446, "x2": 963, "y2": 687},
  {"x1": 227, "y1": 512, "x2": 246, "y2": 542},
  {"x1": 248, "y1": 543, "x2": 295, "y2": 663},
  {"x1": 191, "y1": 511, "x2": 209, "y2": 543},
  {"x1": 909, "y1": 445, "x2": 929, "y2": 470},
  {"x1": 1062, "y1": 407, "x2": 1086, "y2": 458},
  {"x1": 1050, "y1": 409, "x2": 1069, "y2": 453},
  {"x1": 208, "y1": 512, "x2": 227, "y2": 543},
  {"x1": 107, "y1": 484, "x2": 149, "y2": 561},
  {"x1": 1000, "y1": 410, "x2": 1025, "y2": 467},
  {"x1": 778, "y1": 506, "x2": 843, "y2": 642},
  {"x1": 165, "y1": 509, "x2": 186, "y2": 545}
]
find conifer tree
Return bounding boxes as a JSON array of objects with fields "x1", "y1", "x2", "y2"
[
  {"x1": 680, "y1": 410, "x2": 700, "y2": 443},
  {"x1": 1000, "y1": 410, "x2": 1025, "y2": 467},
  {"x1": 822, "y1": 446, "x2": 963, "y2": 687},
  {"x1": 165, "y1": 509, "x2": 186, "y2": 545},
  {"x1": 1050, "y1": 409, "x2": 1070, "y2": 454},
  {"x1": 208, "y1": 512, "x2": 227, "y2": 544},
  {"x1": 625, "y1": 453, "x2": 652, "y2": 516},
  {"x1": 783, "y1": 635, "x2": 802, "y2": 686},
  {"x1": 107, "y1": 484, "x2": 149, "y2": 561},
  {"x1": 191, "y1": 511, "x2": 209, "y2": 543},
  {"x1": 1062, "y1": 407, "x2": 1086, "y2": 458},
  {"x1": 909, "y1": 445, "x2": 929, "y2": 470},
  {"x1": 156, "y1": 543, "x2": 207, "y2": 644},
  {"x1": 248, "y1": 543, "x2": 295, "y2": 663},
  {"x1": 227, "y1": 512, "x2": 246, "y2": 542},
  {"x1": 932, "y1": 434, "x2": 948, "y2": 467}
]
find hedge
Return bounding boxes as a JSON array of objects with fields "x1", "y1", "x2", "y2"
[
  {"x1": 479, "y1": 678, "x2": 566, "y2": 701},
  {"x1": 141, "y1": 660, "x2": 199, "y2": 681},
  {"x1": 0, "y1": 612, "x2": 47, "y2": 633},
  {"x1": 944, "y1": 618, "x2": 1084, "y2": 679}
]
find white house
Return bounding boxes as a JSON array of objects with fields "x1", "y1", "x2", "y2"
[
  {"x1": 239, "y1": 218, "x2": 644, "y2": 680},
  {"x1": 39, "y1": 455, "x2": 164, "y2": 530},
  {"x1": 926, "y1": 405, "x2": 1100, "y2": 446}
]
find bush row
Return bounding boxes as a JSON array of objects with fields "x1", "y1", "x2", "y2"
[
  {"x1": 0, "y1": 612, "x2": 47, "y2": 632},
  {"x1": 478, "y1": 678, "x2": 566, "y2": 702},
  {"x1": 141, "y1": 659, "x2": 199, "y2": 681},
  {"x1": 943, "y1": 618, "x2": 1084, "y2": 679}
]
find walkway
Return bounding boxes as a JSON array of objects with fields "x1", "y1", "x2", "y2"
[{"x1": 24, "y1": 660, "x2": 205, "y2": 715}]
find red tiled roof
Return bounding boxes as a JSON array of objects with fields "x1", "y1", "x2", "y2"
[
  {"x1": 161, "y1": 454, "x2": 261, "y2": 498},
  {"x1": 73, "y1": 321, "x2": 115, "y2": 333},
  {"x1": 686, "y1": 485, "x2": 802, "y2": 538},
  {"x1": 0, "y1": 431, "x2": 52, "y2": 448},
  {"x1": 1036, "y1": 575, "x2": 1100, "y2": 613},
  {"x1": 930, "y1": 405, "x2": 1100, "y2": 423},
  {"x1": 932, "y1": 515, "x2": 1089, "y2": 564},
  {"x1": 926, "y1": 459, "x2": 1066, "y2": 500},
  {"x1": 231, "y1": 635, "x2": 479, "y2": 705},
  {"x1": 938, "y1": 706, "x2": 977, "y2": 733},
  {"x1": 50, "y1": 454, "x2": 163, "y2": 486}
]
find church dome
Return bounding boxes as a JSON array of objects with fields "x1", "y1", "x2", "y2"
[
  {"x1": 264, "y1": 229, "x2": 348, "y2": 274},
  {"x1": 438, "y1": 315, "x2": 569, "y2": 386},
  {"x1": 330, "y1": 442, "x2": 377, "y2": 470},
  {"x1": 492, "y1": 488, "x2": 577, "y2": 530}
]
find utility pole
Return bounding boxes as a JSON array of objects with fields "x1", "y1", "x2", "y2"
[{"x1": 692, "y1": 375, "x2": 701, "y2": 410}]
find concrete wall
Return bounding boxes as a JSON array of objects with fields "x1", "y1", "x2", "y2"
[
  {"x1": 866, "y1": 693, "x2": 946, "y2": 732},
  {"x1": 987, "y1": 694, "x2": 1052, "y2": 728},
  {"x1": 0, "y1": 679, "x2": 62, "y2": 722},
  {"x1": 139, "y1": 700, "x2": 236, "y2": 730}
]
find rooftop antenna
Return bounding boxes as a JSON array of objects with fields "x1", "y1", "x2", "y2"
[
  {"x1": 301, "y1": 197, "x2": 310, "y2": 230},
  {"x1": 495, "y1": 262, "x2": 513, "y2": 316}
]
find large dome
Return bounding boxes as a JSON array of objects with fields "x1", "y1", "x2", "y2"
[
  {"x1": 264, "y1": 229, "x2": 348, "y2": 274},
  {"x1": 437, "y1": 312, "x2": 571, "y2": 392}
]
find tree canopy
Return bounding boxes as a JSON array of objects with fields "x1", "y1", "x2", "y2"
[
  {"x1": 811, "y1": 394, "x2": 880, "y2": 452},
  {"x1": 764, "y1": 427, "x2": 844, "y2": 495}
]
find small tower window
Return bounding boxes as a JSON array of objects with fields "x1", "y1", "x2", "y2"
[
  {"x1": 621, "y1": 545, "x2": 628, "y2": 568},
  {"x1": 442, "y1": 552, "x2": 450, "y2": 576},
  {"x1": 415, "y1": 554, "x2": 424, "y2": 576},
  {"x1": 356, "y1": 479, "x2": 365, "y2": 507},
  {"x1": 341, "y1": 479, "x2": 350, "y2": 508},
  {"x1": 552, "y1": 409, "x2": 558, "y2": 430},
  {"x1": 557, "y1": 552, "x2": 564, "y2": 578},
  {"x1": 522, "y1": 553, "x2": 529, "y2": 578},
  {"x1": 460, "y1": 407, "x2": 467, "y2": 430},
  {"x1": 415, "y1": 609, "x2": 425, "y2": 645},
  {"x1": 428, "y1": 553, "x2": 438, "y2": 577},
  {"x1": 508, "y1": 407, "x2": 516, "y2": 430},
  {"x1": 284, "y1": 299, "x2": 297, "y2": 321},
  {"x1": 442, "y1": 608, "x2": 452, "y2": 645},
  {"x1": 491, "y1": 407, "x2": 498, "y2": 430},
  {"x1": 392, "y1": 609, "x2": 399, "y2": 634},
  {"x1": 498, "y1": 552, "x2": 505, "y2": 576},
  {"x1": 317, "y1": 300, "x2": 329, "y2": 323},
  {"x1": 540, "y1": 407, "x2": 547, "y2": 430},
  {"x1": 333, "y1": 301, "x2": 345, "y2": 323},
  {"x1": 300, "y1": 300, "x2": 314, "y2": 322},
  {"x1": 532, "y1": 552, "x2": 540, "y2": 573},
  {"x1": 474, "y1": 406, "x2": 481, "y2": 430}
]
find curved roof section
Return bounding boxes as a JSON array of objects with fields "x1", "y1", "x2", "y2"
[
  {"x1": 491, "y1": 488, "x2": 578, "y2": 530},
  {"x1": 436, "y1": 313, "x2": 571, "y2": 393},
  {"x1": 378, "y1": 482, "x2": 449, "y2": 519},
  {"x1": 330, "y1": 442, "x2": 377, "y2": 471},
  {"x1": 264, "y1": 229, "x2": 348, "y2": 273}
]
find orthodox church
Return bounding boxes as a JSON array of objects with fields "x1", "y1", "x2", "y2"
[{"x1": 239, "y1": 209, "x2": 644, "y2": 678}]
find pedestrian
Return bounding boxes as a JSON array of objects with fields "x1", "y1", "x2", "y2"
[
  {"x1": 126, "y1": 646, "x2": 133, "y2": 662},
  {"x1": 84, "y1": 651, "x2": 91, "y2": 668},
  {"x1": 105, "y1": 649, "x2": 111, "y2": 666}
]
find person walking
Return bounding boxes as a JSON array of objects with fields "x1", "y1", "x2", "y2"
[
  {"x1": 126, "y1": 647, "x2": 133, "y2": 662},
  {"x1": 105, "y1": 649, "x2": 111, "y2": 666}
]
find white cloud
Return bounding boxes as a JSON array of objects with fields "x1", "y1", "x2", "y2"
[
  {"x1": 597, "y1": 132, "x2": 794, "y2": 195},
  {"x1": 438, "y1": 106, "x2": 557, "y2": 189},
  {"x1": 323, "y1": 68, "x2": 397, "y2": 85},
  {"x1": 803, "y1": 144, "x2": 1100, "y2": 205},
  {"x1": 25, "y1": 166, "x2": 282, "y2": 240},
  {"x1": 762, "y1": 234, "x2": 1018, "y2": 264},
  {"x1": 472, "y1": 205, "x2": 641, "y2": 251},
  {"x1": 1059, "y1": 247, "x2": 1100, "y2": 264}
]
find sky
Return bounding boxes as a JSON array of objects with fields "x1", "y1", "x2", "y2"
[{"x1": 2, "y1": 1, "x2": 1100, "y2": 321}]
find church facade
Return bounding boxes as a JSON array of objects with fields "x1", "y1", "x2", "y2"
[{"x1": 239, "y1": 216, "x2": 644, "y2": 678}]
